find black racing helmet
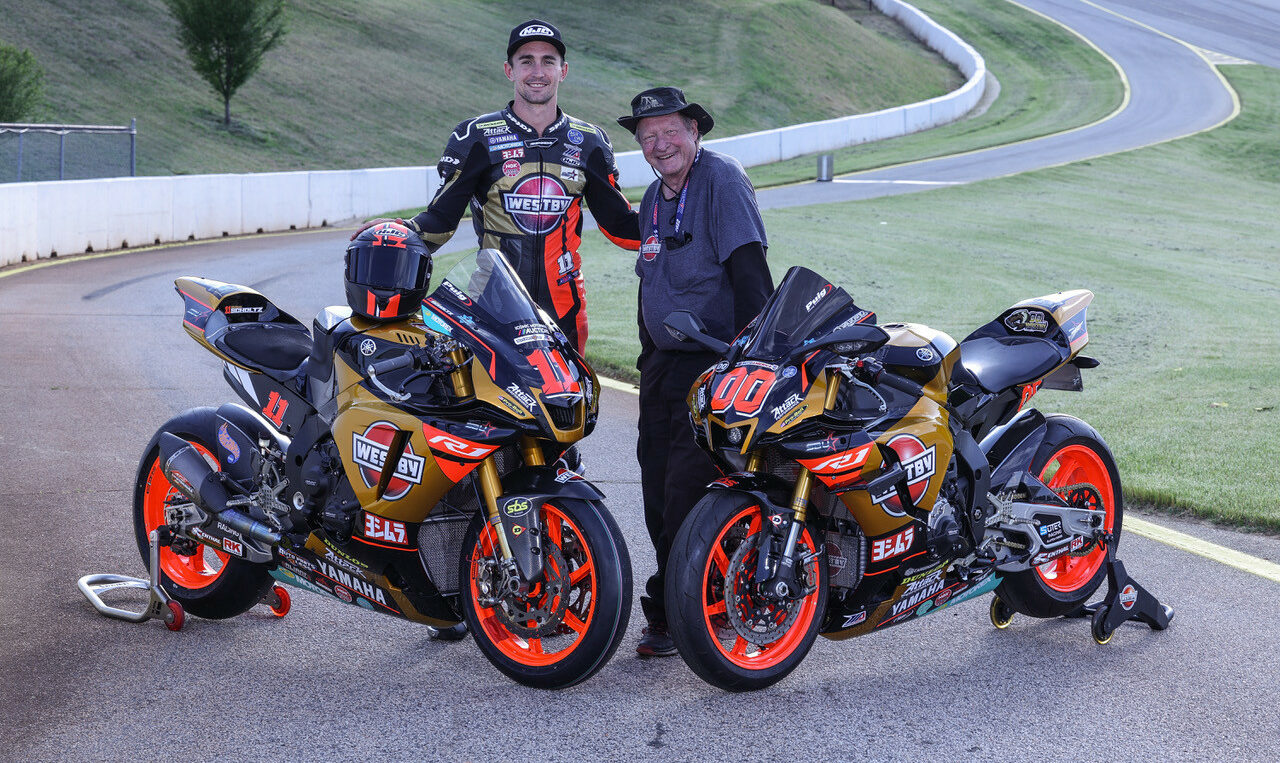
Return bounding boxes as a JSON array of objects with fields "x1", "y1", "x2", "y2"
[{"x1": 344, "y1": 222, "x2": 432, "y2": 321}]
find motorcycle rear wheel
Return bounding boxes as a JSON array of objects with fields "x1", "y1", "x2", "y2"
[
  {"x1": 996, "y1": 415, "x2": 1123, "y2": 618},
  {"x1": 460, "y1": 498, "x2": 631, "y2": 689},
  {"x1": 666, "y1": 491, "x2": 828, "y2": 692},
  {"x1": 132, "y1": 408, "x2": 273, "y2": 619}
]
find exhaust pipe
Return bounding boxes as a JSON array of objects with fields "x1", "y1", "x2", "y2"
[{"x1": 157, "y1": 433, "x2": 281, "y2": 546}]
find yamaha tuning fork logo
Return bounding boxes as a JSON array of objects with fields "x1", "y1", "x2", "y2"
[{"x1": 501, "y1": 174, "x2": 573, "y2": 234}]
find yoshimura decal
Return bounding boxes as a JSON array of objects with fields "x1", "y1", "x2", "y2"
[
  {"x1": 351, "y1": 422, "x2": 425, "y2": 500},
  {"x1": 363, "y1": 513, "x2": 409, "y2": 546},
  {"x1": 871, "y1": 526, "x2": 915, "y2": 563}
]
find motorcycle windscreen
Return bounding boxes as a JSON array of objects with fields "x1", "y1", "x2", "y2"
[
  {"x1": 741, "y1": 266, "x2": 868, "y2": 362},
  {"x1": 422, "y1": 249, "x2": 582, "y2": 394}
]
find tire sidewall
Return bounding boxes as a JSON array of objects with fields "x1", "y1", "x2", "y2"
[
  {"x1": 133, "y1": 408, "x2": 272, "y2": 619},
  {"x1": 666, "y1": 490, "x2": 828, "y2": 692},
  {"x1": 460, "y1": 498, "x2": 632, "y2": 690},
  {"x1": 995, "y1": 415, "x2": 1123, "y2": 618}
]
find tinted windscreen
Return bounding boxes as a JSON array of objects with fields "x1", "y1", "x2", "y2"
[
  {"x1": 346, "y1": 245, "x2": 430, "y2": 290},
  {"x1": 741, "y1": 266, "x2": 854, "y2": 361}
]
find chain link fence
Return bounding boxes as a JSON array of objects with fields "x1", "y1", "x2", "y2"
[{"x1": 0, "y1": 121, "x2": 136, "y2": 183}]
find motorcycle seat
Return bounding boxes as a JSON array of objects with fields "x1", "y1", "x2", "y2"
[
  {"x1": 216, "y1": 323, "x2": 313, "y2": 382},
  {"x1": 955, "y1": 336, "x2": 1065, "y2": 393}
]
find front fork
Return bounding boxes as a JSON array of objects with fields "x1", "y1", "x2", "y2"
[{"x1": 756, "y1": 369, "x2": 842, "y2": 599}]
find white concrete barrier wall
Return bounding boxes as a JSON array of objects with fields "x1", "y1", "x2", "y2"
[{"x1": 0, "y1": 0, "x2": 982, "y2": 266}]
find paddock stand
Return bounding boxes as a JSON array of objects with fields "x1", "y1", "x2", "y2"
[
  {"x1": 78, "y1": 527, "x2": 292, "y2": 632},
  {"x1": 990, "y1": 536, "x2": 1174, "y2": 645}
]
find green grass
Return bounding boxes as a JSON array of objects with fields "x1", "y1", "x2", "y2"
[
  {"x1": 576, "y1": 65, "x2": 1280, "y2": 530},
  {"x1": 0, "y1": 0, "x2": 958, "y2": 178},
  {"x1": 745, "y1": 0, "x2": 1125, "y2": 188}
]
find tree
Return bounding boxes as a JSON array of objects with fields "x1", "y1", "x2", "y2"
[
  {"x1": 0, "y1": 42, "x2": 45, "y2": 122},
  {"x1": 164, "y1": 0, "x2": 287, "y2": 126}
]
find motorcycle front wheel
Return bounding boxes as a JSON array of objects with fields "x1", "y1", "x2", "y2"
[
  {"x1": 666, "y1": 491, "x2": 828, "y2": 692},
  {"x1": 460, "y1": 498, "x2": 631, "y2": 689}
]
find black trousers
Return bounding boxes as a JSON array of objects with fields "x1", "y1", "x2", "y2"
[{"x1": 636, "y1": 350, "x2": 723, "y2": 625}]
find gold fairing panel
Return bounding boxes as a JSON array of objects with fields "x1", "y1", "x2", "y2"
[
  {"x1": 839, "y1": 394, "x2": 954, "y2": 538},
  {"x1": 881, "y1": 322, "x2": 959, "y2": 405},
  {"x1": 765, "y1": 368, "x2": 836, "y2": 436}
]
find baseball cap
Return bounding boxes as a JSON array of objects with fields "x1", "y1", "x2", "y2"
[{"x1": 507, "y1": 19, "x2": 566, "y2": 59}]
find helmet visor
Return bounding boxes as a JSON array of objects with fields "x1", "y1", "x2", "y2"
[{"x1": 346, "y1": 244, "x2": 431, "y2": 290}]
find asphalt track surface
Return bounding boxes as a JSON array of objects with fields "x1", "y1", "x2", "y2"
[{"x1": 3, "y1": 1, "x2": 1279, "y2": 760}]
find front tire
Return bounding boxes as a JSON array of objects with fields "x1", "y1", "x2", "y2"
[
  {"x1": 460, "y1": 499, "x2": 631, "y2": 689},
  {"x1": 666, "y1": 491, "x2": 828, "y2": 692},
  {"x1": 132, "y1": 408, "x2": 273, "y2": 620},
  {"x1": 996, "y1": 415, "x2": 1122, "y2": 618}
]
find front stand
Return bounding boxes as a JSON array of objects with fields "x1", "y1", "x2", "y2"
[
  {"x1": 77, "y1": 528, "x2": 185, "y2": 631},
  {"x1": 1063, "y1": 544, "x2": 1173, "y2": 644}
]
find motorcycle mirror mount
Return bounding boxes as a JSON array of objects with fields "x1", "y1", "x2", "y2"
[{"x1": 663, "y1": 310, "x2": 729, "y2": 356}]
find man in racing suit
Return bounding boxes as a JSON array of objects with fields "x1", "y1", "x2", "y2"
[{"x1": 360, "y1": 20, "x2": 640, "y2": 355}]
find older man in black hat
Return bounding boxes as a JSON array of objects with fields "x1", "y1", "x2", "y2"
[{"x1": 618, "y1": 87, "x2": 773, "y2": 657}]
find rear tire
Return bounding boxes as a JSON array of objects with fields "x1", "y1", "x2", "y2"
[
  {"x1": 996, "y1": 415, "x2": 1122, "y2": 619},
  {"x1": 133, "y1": 408, "x2": 273, "y2": 620},
  {"x1": 460, "y1": 499, "x2": 631, "y2": 689},
  {"x1": 666, "y1": 491, "x2": 828, "y2": 692}
]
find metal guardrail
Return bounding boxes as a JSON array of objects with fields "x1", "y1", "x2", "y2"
[{"x1": 0, "y1": 119, "x2": 136, "y2": 182}]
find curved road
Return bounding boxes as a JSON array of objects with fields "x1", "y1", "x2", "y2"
[{"x1": 3, "y1": 1, "x2": 1278, "y2": 759}]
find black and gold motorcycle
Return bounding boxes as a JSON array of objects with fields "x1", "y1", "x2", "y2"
[
  {"x1": 132, "y1": 249, "x2": 631, "y2": 689},
  {"x1": 661, "y1": 266, "x2": 1171, "y2": 691}
]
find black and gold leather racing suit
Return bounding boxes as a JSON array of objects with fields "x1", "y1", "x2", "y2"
[{"x1": 405, "y1": 103, "x2": 641, "y2": 354}]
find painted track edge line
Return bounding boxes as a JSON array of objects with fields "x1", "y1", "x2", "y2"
[{"x1": 1127, "y1": 517, "x2": 1280, "y2": 584}]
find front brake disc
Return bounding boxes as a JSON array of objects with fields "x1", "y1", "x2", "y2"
[
  {"x1": 723, "y1": 534, "x2": 804, "y2": 645},
  {"x1": 493, "y1": 542, "x2": 571, "y2": 639}
]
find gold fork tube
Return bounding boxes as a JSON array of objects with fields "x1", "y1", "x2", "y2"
[
  {"x1": 746, "y1": 452, "x2": 764, "y2": 472},
  {"x1": 520, "y1": 436, "x2": 546, "y2": 466},
  {"x1": 448, "y1": 347, "x2": 473, "y2": 398},
  {"x1": 476, "y1": 456, "x2": 513, "y2": 560}
]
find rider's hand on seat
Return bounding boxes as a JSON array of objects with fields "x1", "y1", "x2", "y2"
[{"x1": 349, "y1": 218, "x2": 407, "y2": 240}]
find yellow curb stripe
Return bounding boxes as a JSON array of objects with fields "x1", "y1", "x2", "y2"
[
  {"x1": 597, "y1": 376, "x2": 639, "y2": 394},
  {"x1": 1127, "y1": 517, "x2": 1280, "y2": 584}
]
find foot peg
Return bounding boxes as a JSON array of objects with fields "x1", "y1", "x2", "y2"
[{"x1": 77, "y1": 528, "x2": 185, "y2": 631}]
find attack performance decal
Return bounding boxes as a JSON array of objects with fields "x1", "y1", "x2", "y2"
[
  {"x1": 501, "y1": 175, "x2": 574, "y2": 234},
  {"x1": 352, "y1": 422, "x2": 425, "y2": 500}
]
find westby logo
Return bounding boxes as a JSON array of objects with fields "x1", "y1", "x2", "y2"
[
  {"x1": 351, "y1": 422, "x2": 425, "y2": 501},
  {"x1": 640, "y1": 235, "x2": 661, "y2": 261},
  {"x1": 501, "y1": 174, "x2": 573, "y2": 234},
  {"x1": 873, "y1": 434, "x2": 937, "y2": 515},
  {"x1": 1120, "y1": 584, "x2": 1138, "y2": 610}
]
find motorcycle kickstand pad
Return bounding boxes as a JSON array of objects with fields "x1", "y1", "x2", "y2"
[
  {"x1": 77, "y1": 528, "x2": 180, "y2": 629},
  {"x1": 1063, "y1": 555, "x2": 1174, "y2": 633}
]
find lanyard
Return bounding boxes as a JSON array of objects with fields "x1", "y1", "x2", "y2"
[{"x1": 652, "y1": 148, "x2": 702, "y2": 237}]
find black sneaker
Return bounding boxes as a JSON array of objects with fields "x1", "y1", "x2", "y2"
[{"x1": 636, "y1": 622, "x2": 677, "y2": 657}]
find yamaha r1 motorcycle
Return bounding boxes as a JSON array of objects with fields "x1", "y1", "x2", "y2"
[
  {"x1": 134, "y1": 249, "x2": 631, "y2": 689},
  {"x1": 662, "y1": 266, "x2": 1168, "y2": 691}
]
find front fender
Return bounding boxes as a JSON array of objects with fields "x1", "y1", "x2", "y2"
[{"x1": 496, "y1": 467, "x2": 606, "y2": 583}]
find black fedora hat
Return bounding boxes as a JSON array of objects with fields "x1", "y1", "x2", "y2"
[
  {"x1": 507, "y1": 19, "x2": 565, "y2": 59},
  {"x1": 617, "y1": 86, "x2": 714, "y2": 136}
]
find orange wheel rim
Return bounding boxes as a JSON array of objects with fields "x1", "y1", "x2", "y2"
[
  {"x1": 1035, "y1": 444, "x2": 1115, "y2": 592},
  {"x1": 141, "y1": 442, "x2": 230, "y2": 590},
  {"x1": 468, "y1": 504, "x2": 596, "y2": 667},
  {"x1": 702, "y1": 505, "x2": 820, "y2": 669}
]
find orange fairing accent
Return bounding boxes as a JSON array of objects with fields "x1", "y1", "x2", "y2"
[
  {"x1": 797, "y1": 442, "x2": 875, "y2": 489},
  {"x1": 599, "y1": 173, "x2": 641, "y2": 251},
  {"x1": 422, "y1": 423, "x2": 499, "y2": 482}
]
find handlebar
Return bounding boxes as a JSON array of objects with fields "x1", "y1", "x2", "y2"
[
  {"x1": 849, "y1": 356, "x2": 926, "y2": 399},
  {"x1": 365, "y1": 346, "x2": 454, "y2": 402}
]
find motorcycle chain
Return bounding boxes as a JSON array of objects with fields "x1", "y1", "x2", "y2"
[{"x1": 1054, "y1": 481, "x2": 1105, "y2": 557}]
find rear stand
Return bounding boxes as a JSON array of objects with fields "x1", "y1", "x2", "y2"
[
  {"x1": 1062, "y1": 542, "x2": 1174, "y2": 644},
  {"x1": 77, "y1": 528, "x2": 185, "y2": 631}
]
